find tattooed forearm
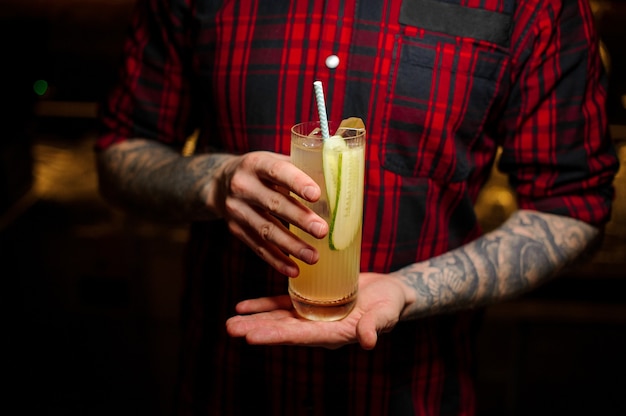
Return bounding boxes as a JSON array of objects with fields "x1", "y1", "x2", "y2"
[
  {"x1": 395, "y1": 210, "x2": 600, "y2": 319},
  {"x1": 97, "y1": 139, "x2": 235, "y2": 221}
]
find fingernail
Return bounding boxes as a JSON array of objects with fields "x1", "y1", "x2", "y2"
[
  {"x1": 283, "y1": 265, "x2": 299, "y2": 277},
  {"x1": 302, "y1": 186, "x2": 316, "y2": 201},
  {"x1": 299, "y1": 248, "x2": 317, "y2": 265},
  {"x1": 310, "y1": 221, "x2": 326, "y2": 238}
]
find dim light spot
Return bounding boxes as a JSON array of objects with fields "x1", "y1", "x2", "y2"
[{"x1": 33, "y1": 79, "x2": 48, "y2": 96}]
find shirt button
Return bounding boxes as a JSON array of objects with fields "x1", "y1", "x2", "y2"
[{"x1": 325, "y1": 54, "x2": 340, "y2": 69}]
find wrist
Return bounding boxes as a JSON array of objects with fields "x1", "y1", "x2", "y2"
[
  {"x1": 388, "y1": 270, "x2": 419, "y2": 320},
  {"x1": 200, "y1": 153, "x2": 239, "y2": 219}
]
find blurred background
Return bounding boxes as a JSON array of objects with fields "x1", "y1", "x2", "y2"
[{"x1": 1, "y1": 0, "x2": 624, "y2": 415}]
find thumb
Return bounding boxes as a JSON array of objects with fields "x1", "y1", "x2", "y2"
[{"x1": 355, "y1": 312, "x2": 380, "y2": 350}]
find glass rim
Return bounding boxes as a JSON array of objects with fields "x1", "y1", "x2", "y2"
[{"x1": 291, "y1": 121, "x2": 366, "y2": 139}]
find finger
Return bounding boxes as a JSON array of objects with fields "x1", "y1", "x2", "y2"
[
  {"x1": 244, "y1": 320, "x2": 352, "y2": 348},
  {"x1": 243, "y1": 154, "x2": 328, "y2": 238},
  {"x1": 229, "y1": 165, "x2": 327, "y2": 240},
  {"x1": 256, "y1": 185, "x2": 328, "y2": 239},
  {"x1": 252, "y1": 153, "x2": 321, "y2": 203},
  {"x1": 355, "y1": 312, "x2": 379, "y2": 350},
  {"x1": 227, "y1": 216, "x2": 300, "y2": 276},
  {"x1": 227, "y1": 199, "x2": 321, "y2": 268},
  {"x1": 226, "y1": 310, "x2": 296, "y2": 337},
  {"x1": 235, "y1": 295, "x2": 293, "y2": 314}
]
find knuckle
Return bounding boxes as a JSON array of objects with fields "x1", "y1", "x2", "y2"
[
  {"x1": 228, "y1": 172, "x2": 247, "y2": 195},
  {"x1": 223, "y1": 198, "x2": 241, "y2": 219},
  {"x1": 254, "y1": 244, "x2": 267, "y2": 260},
  {"x1": 265, "y1": 193, "x2": 283, "y2": 212},
  {"x1": 241, "y1": 152, "x2": 262, "y2": 171},
  {"x1": 227, "y1": 221, "x2": 245, "y2": 240},
  {"x1": 266, "y1": 159, "x2": 284, "y2": 181},
  {"x1": 259, "y1": 222, "x2": 275, "y2": 241}
]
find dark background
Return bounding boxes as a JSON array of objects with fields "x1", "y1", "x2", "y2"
[{"x1": 1, "y1": 1, "x2": 625, "y2": 415}]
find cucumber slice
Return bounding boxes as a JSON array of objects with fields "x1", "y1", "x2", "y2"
[
  {"x1": 323, "y1": 135, "x2": 365, "y2": 250},
  {"x1": 322, "y1": 135, "x2": 346, "y2": 213}
]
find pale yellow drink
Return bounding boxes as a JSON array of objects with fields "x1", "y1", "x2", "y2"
[{"x1": 289, "y1": 121, "x2": 366, "y2": 321}]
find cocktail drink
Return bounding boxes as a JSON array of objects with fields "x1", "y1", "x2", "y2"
[{"x1": 289, "y1": 120, "x2": 366, "y2": 321}]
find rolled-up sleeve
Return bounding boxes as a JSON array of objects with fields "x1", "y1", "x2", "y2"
[
  {"x1": 96, "y1": 0, "x2": 195, "y2": 152},
  {"x1": 498, "y1": 0, "x2": 619, "y2": 226}
]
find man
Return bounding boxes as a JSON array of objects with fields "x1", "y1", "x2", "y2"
[{"x1": 96, "y1": 0, "x2": 618, "y2": 414}]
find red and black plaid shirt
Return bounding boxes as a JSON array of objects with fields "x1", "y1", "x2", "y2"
[{"x1": 98, "y1": 0, "x2": 618, "y2": 414}]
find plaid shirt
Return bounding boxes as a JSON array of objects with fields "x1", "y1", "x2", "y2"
[{"x1": 98, "y1": 0, "x2": 617, "y2": 414}]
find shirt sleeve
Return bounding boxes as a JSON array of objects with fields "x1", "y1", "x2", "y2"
[
  {"x1": 95, "y1": 0, "x2": 196, "y2": 152},
  {"x1": 497, "y1": 0, "x2": 619, "y2": 226}
]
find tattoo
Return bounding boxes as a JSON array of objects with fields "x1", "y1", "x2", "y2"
[
  {"x1": 97, "y1": 139, "x2": 233, "y2": 221},
  {"x1": 397, "y1": 210, "x2": 599, "y2": 318}
]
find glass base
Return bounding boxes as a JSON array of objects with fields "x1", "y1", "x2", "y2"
[{"x1": 289, "y1": 289, "x2": 356, "y2": 321}]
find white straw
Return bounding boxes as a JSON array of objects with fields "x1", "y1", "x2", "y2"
[{"x1": 313, "y1": 80, "x2": 330, "y2": 139}]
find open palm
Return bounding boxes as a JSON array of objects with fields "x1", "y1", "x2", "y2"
[{"x1": 226, "y1": 272, "x2": 408, "y2": 350}]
